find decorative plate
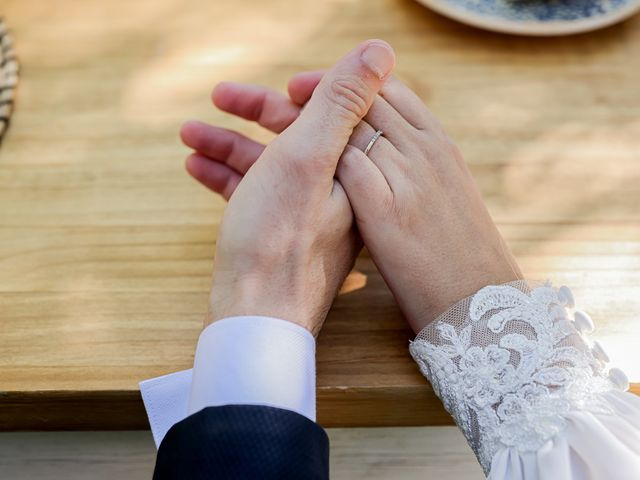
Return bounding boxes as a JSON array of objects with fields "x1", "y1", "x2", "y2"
[{"x1": 415, "y1": 0, "x2": 640, "y2": 35}]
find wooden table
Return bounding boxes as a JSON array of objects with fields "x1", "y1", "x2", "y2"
[{"x1": 1, "y1": 0, "x2": 639, "y2": 430}]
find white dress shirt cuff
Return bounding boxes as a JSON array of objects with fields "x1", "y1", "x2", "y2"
[{"x1": 140, "y1": 316, "x2": 316, "y2": 448}]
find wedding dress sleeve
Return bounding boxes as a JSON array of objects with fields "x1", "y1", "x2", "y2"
[{"x1": 409, "y1": 281, "x2": 640, "y2": 479}]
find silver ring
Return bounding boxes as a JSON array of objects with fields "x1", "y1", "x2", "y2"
[{"x1": 363, "y1": 130, "x2": 383, "y2": 156}]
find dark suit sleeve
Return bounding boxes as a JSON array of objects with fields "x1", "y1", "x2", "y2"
[{"x1": 153, "y1": 405, "x2": 329, "y2": 480}]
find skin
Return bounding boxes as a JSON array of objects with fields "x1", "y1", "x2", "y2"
[
  {"x1": 195, "y1": 40, "x2": 396, "y2": 336},
  {"x1": 182, "y1": 42, "x2": 522, "y2": 336}
]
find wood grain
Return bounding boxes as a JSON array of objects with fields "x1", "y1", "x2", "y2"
[{"x1": 1, "y1": 0, "x2": 639, "y2": 429}]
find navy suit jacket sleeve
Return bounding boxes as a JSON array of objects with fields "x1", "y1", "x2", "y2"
[{"x1": 153, "y1": 405, "x2": 330, "y2": 479}]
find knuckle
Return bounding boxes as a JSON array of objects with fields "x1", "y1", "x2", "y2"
[
  {"x1": 326, "y1": 75, "x2": 370, "y2": 120},
  {"x1": 340, "y1": 144, "x2": 362, "y2": 165},
  {"x1": 418, "y1": 130, "x2": 463, "y2": 170},
  {"x1": 436, "y1": 133, "x2": 464, "y2": 166},
  {"x1": 444, "y1": 136, "x2": 464, "y2": 161},
  {"x1": 417, "y1": 138, "x2": 438, "y2": 163}
]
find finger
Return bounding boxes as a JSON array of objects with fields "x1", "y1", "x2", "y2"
[
  {"x1": 348, "y1": 120, "x2": 405, "y2": 190},
  {"x1": 180, "y1": 120, "x2": 264, "y2": 175},
  {"x1": 287, "y1": 70, "x2": 324, "y2": 105},
  {"x1": 284, "y1": 39, "x2": 395, "y2": 174},
  {"x1": 185, "y1": 153, "x2": 242, "y2": 200},
  {"x1": 362, "y1": 95, "x2": 414, "y2": 152},
  {"x1": 336, "y1": 144, "x2": 392, "y2": 219},
  {"x1": 379, "y1": 75, "x2": 443, "y2": 132},
  {"x1": 212, "y1": 82, "x2": 302, "y2": 133}
]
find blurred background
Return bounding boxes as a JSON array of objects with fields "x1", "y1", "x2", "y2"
[{"x1": 1, "y1": 0, "x2": 639, "y2": 478}]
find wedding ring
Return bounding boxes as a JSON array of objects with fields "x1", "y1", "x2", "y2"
[{"x1": 363, "y1": 130, "x2": 383, "y2": 156}]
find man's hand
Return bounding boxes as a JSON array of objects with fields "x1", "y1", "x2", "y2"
[
  {"x1": 179, "y1": 70, "x2": 324, "y2": 199},
  {"x1": 198, "y1": 40, "x2": 395, "y2": 336}
]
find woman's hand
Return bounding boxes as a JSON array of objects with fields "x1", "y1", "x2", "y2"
[
  {"x1": 189, "y1": 40, "x2": 395, "y2": 336},
  {"x1": 335, "y1": 76, "x2": 523, "y2": 333}
]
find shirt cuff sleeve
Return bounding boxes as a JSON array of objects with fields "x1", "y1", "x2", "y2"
[{"x1": 139, "y1": 316, "x2": 317, "y2": 448}]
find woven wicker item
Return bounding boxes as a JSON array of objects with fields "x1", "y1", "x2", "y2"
[{"x1": 0, "y1": 18, "x2": 18, "y2": 144}]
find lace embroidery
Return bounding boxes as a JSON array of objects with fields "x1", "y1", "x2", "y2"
[{"x1": 409, "y1": 281, "x2": 627, "y2": 474}]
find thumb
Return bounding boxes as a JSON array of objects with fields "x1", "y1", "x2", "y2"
[{"x1": 281, "y1": 40, "x2": 395, "y2": 171}]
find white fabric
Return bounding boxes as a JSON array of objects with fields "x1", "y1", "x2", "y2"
[
  {"x1": 139, "y1": 282, "x2": 640, "y2": 479},
  {"x1": 410, "y1": 281, "x2": 640, "y2": 479},
  {"x1": 489, "y1": 391, "x2": 640, "y2": 479},
  {"x1": 139, "y1": 316, "x2": 316, "y2": 448},
  {"x1": 140, "y1": 369, "x2": 192, "y2": 448}
]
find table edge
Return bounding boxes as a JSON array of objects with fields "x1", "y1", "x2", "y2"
[{"x1": 2, "y1": 383, "x2": 637, "y2": 430}]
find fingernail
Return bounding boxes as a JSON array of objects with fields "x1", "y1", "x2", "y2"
[{"x1": 360, "y1": 42, "x2": 395, "y2": 79}]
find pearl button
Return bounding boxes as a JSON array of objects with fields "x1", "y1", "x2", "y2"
[
  {"x1": 573, "y1": 310, "x2": 595, "y2": 334},
  {"x1": 608, "y1": 368, "x2": 629, "y2": 391},
  {"x1": 550, "y1": 305, "x2": 569, "y2": 321},
  {"x1": 591, "y1": 340, "x2": 610, "y2": 363},
  {"x1": 558, "y1": 286, "x2": 575, "y2": 308}
]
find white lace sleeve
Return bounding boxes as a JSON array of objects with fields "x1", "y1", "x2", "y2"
[{"x1": 409, "y1": 281, "x2": 640, "y2": 479}]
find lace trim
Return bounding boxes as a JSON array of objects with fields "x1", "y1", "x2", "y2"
[{"x1": 409, "y1": 281, "x2": 628, "y2": 474}]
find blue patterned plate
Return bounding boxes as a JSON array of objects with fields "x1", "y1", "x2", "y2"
[{"x1": 415, "y1": 0, "x2": 640, "y2": 35}]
